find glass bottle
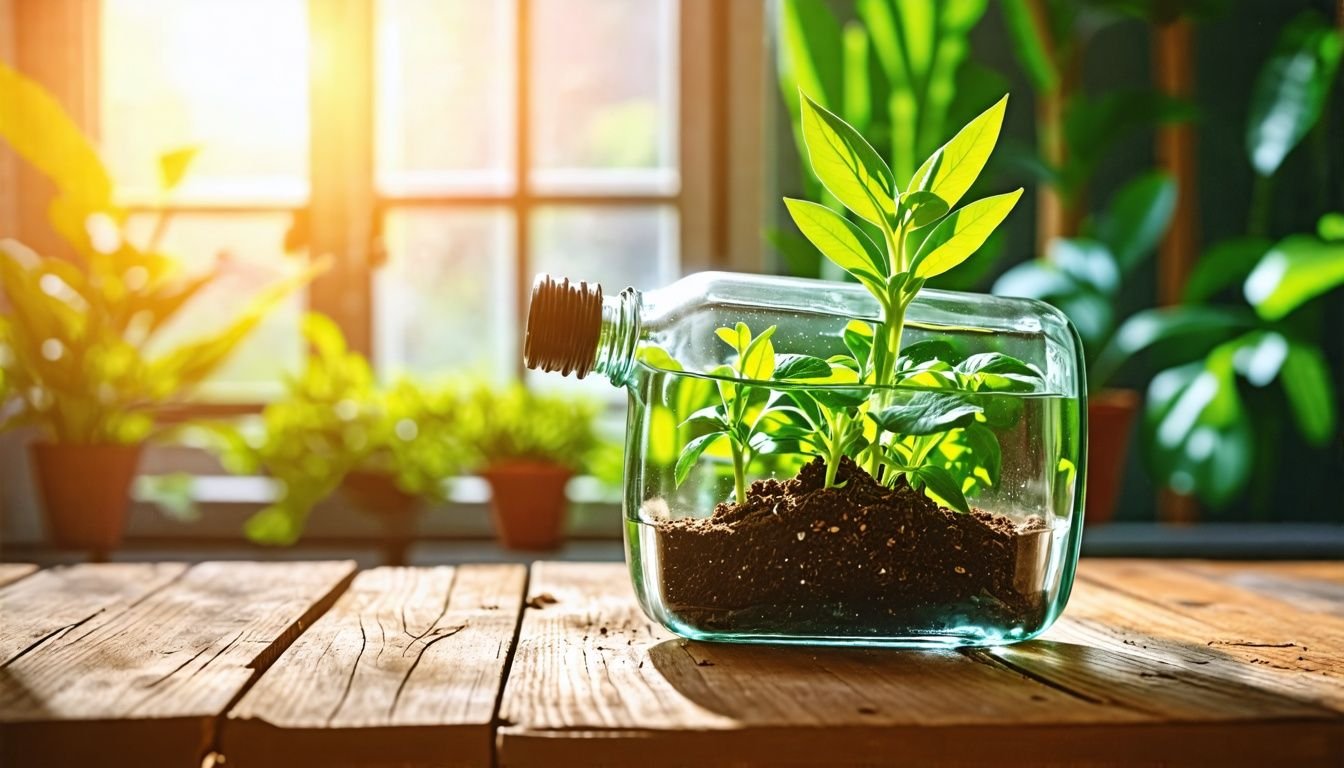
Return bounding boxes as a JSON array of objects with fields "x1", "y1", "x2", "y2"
[{"x1": 526, "y1": 271, "x2": 1087, "y2": 647}]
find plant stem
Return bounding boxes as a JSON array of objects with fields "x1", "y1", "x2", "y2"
[{"x1": 730, "y1": 442, "x2": 746, "y2": 503}]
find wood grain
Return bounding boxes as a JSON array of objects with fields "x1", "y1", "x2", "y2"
[
  {"x1": 1054, "y1": 559, "x2": 1344, "y2": 712},
  {"x1": 223, "y1": 565, "x2": 527, "y2": 768},
  {"x1": 0, "y1": 564, "x2": 37, "y2": 588},
  {"x1": 0, "y1": 561, "x2": 356, "y2": 768},
  {"x1": 498, "y1": 561, "x2": 1343, "y2": 767},
  {"x1": 0, "y1": 562, "x2": 188, "y2": 665}
]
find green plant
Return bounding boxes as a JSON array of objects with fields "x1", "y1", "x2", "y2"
[
  {"x1": 674, "y1": 322, "x2": 832, "y2": 501},
  {"x1": 1089, "y1": 12, "x2": 1344, "y2": 508},
  {"x1": 0, "y1": 62, "x2": 314, "y2": 444},
  {"x1": 464, "y1": 382, "x2": 600, "y2": 474},
  {"x1": 204, "y1": 314, "x2": 471, "y2": 544},
  {"x1": 668, "y1": 94, "x2": 1032, "y2": 512},
  {"x1": 992, "y1": 170, "x2": 1178, "y2": 391}
]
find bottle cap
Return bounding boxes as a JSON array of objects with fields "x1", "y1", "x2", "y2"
[{"x1": 524, "y1": 274, "x2": 603, "y2": 378}]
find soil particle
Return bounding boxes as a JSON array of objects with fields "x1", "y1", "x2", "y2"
[
  {"x1": 526, "y1": 592, "x2": 559, "y2": 609},
  {"x1": 653, "y1": 457, "x2": 1051, "y2": 635}
]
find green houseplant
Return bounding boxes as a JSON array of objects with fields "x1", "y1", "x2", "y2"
[
  {"x1": 0, "y1": 63, "x2": 312, "y2": 555},
  {"x1": 1090, "y1": 10, "x2": 1342, "y2": 511},
  {"x1": 204, "y1": 314, "x2": 471, "y2": 563},
  {"x1": 466, "y1": 383, "x2": 599, "y2": 551}
]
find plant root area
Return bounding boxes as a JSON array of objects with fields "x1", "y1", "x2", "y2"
[{"x1": 653, "y1": 457, "x2": 1053, "y2": 637}]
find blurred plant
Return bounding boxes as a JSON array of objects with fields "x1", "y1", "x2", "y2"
[
  {"x1": 1088, "y1": 12, "x2": 1343, "y2": 508},
  {"x1": 773, "y1": 0, "x2": 1006, "y2": 286},
  {"x1": 0, "y1": 62, "x2": 317, "y2": 444},
  {"x1": 202, "y1": 314, "x2": 472, "y2": 545},
  {"x1": 464, "y1": 382, "x2": 600, "y2": 473},
  {"x1": 1000, "y1": 0, "x2": 1200, "y2": 248},
  {"x1": 993, "y1": 170, "x2": 1177, "y2": 390}
]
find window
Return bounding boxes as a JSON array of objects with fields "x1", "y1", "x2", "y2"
[{"x1": 90, "y1": 0, "x2": 734, "y2": 402}]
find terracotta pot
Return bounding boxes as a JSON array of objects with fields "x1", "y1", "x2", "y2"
[
  {"x1": 342, "y1": 471, "x2": 420, "y2": 565},
  {"x1": 30, "y1": 442, "x2": 142, "y2": 556},
  {"x1": 1085, "y1": 389, "x2": 1140, "y2": 525},
  {"x1": 481, "y1": 461, "x2": 573, "y2": 551}
]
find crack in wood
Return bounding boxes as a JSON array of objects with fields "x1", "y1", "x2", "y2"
[
  {"x1": 327, "y1": 617, "x2": 368, "y2": 725},
  {"x1": 388, "y1": 624, "x2": 466, "y2": 717},
  {"x1": 1, "y1": 610, "x2": 102, "y2": 669}
]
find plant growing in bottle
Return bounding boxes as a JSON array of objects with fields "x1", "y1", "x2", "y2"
[{"x1": 524, "y1": 91, "x2": 1086, "y2": 646}]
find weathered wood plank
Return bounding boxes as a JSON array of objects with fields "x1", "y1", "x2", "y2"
[
  {"x1": 498, "y1": 561, "x2": 1343, "y2": 767},
  {"x1": 1181, "y1": 560, "x2": 1344, "y2": 615},
  {"x1": 0, "y1": 561, "x2": 357, "y2": 768},
  {"x1": 223, "y1": 564, "x2": 527, "y2": 768},
  {"x1": 1054, "y1": 559, "x2": 1344, "y2": 712},
  {"x1": 0, "y1": 564, "x2": 37, "y2": 588},
  {"x1": 0, "y1": 562, "x2": 189, "y2": 665}
]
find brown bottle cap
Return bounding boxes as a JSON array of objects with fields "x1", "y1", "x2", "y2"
[{"x1": 524, "y1": 274, "x2": 603, "y2": 379}]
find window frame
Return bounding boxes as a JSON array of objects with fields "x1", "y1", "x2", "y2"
[{"x1": 0, "y1": 0, "x2": 767, "y2": 544}]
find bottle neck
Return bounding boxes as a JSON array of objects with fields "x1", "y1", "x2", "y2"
[
  {"x1": 592, "y1": 287, "x2": 642, "y2": 385},
  {"x1": 523, "y1": 274, "x2": 642, "y2": 385}
]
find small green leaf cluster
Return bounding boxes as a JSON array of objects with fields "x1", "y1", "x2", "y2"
[
  {"x1": 668, "y1": 318, "x2": 1044, "y2": 514},
  {"x1": 674, "y1": 322, "x2": 827, "y2": 503}
]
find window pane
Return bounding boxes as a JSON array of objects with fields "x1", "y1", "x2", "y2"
[
  {"x1": 124, "y1": 213, "x2": 305, "y2": 400},
  {"x1": 375, "y1": 209, "x2": 515, "y2": 379},
  {"x1": 530, "y1": 0, "x2": 677, "y2": 193},
  {"x1": 527, "y1": 206, "x2": 677, "y2": 395},
  {"x1": 100, "y1": 0, "x2": 309, "y2": 203},
  {"x1": 376, "y1": 0, "x2": 514, "y2": 195}
]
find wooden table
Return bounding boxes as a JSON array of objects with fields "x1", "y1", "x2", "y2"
[{"x1": 0, "y1": 560, "x2": 1339, "y2": 767}]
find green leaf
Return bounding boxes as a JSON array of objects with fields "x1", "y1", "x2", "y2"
[
  {"x1": 901, "y1": 190, "x2": 950, "y2": 228},
  {"x1": 675, "y1": 432, "x2": 724, "y2": 487},
  {"x1": 741, "y1": 325, "x2": 777, "y2": 381},
  {"x1": 1243, "y1": 234, "x2": 1344, "y2": 320},
  {"x1": 912, "y1": 465, "x2": 970, "y2": 514},
  {"x1": 898, "y1": 339, "x2": 959, "y2": 368},
  {"x1": 784, "y1": 198, "x2": 889, "y2": 288},
  {"x1": 1182, "y1": 237, "x2": 1271, "y2": 304},
  {"x1": 992, "y1": 260, "x2": 1079, "y2": 300},
  {"x1": 636, "y1": 344, "x2": 684, "y2": 372},
  {"x1": 1000, "y1": 0, "x2": 1058, "y2": 92},
  {"x1": 912, "y1": 189, "x2": 1023, "y2": 279},
  {"x1": 1048, "y1": 238, "x2": 1120, "y2": 295},
  {"x1": 1092, "y1": 306, "x2": 1256, "y2": 387},
  {"x1": 907, "y1": 95, "x2": 1009, "y2": 211},
  {"x1": 799, "y1": 92, "x2": 897, "y2": 226},
  {"x1": 872, "y1": 392, "x2": 983, "y2": 436},
  {"x1": 774, "y1": 354, "x2": 832, "y2": 380},
  {"x1": 842, "y1": 20, "x2": 871, "y2": 131},
  {"x1": 957, "y1": 352, "x2": 1041, "y2": 380},
  {"x1": 1280, "y1": 341, "x2": 1336, "y2": 446},
  {"x1": 1246, "y1": 11, "x2": 1343, "y2": 176},
  {"x1": 1318, "y1": 212, "x2": 1344, "y2": 242},
  {"x1": 1094, "y1": 171, "x2": 1177, "y2": 272},
  {"x1": 158, "y1": 146, "x2": 200, "y2": 192},
  {"x1": 777, "y1": 0, "x2": 844, "y2": 120},
  {"x1": 1143, "y1": 358, "x2": 1253, "y2": 507}
]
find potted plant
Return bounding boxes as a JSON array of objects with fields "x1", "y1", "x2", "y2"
[
  {"x1": 466, "y1": 383, "x2": 599, "y2": 551},
  {"x1": 525, "y1": 93, "x2": 1086, "y2": 646},
  {"x1": 0, "y1": 63, "x2": 312, "y2": 557},
  {"x1": 203, "y1": 314, "x2": 471, "y2": 564},
  {"x1": 992, "y1": 170, "x2": 1177, "y2": 523}
]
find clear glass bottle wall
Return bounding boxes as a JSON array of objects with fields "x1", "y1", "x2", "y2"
[{"x1": 526, "y1": 271, "x2": 1087, "y2": 647}]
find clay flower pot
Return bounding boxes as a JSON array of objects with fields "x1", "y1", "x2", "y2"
[
  {"x1": 481, "y1": 461, "x2": 573, "y2": 551},
  {"x1": 30, "y1": 442, "x2": 142, "y2": 557},
  {"x1": 1085, "y1": 389, "x2": 1140, "y2": 525},
  {"x1": 342, "y1": 470, "x2": 420, "y2": 565}
]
